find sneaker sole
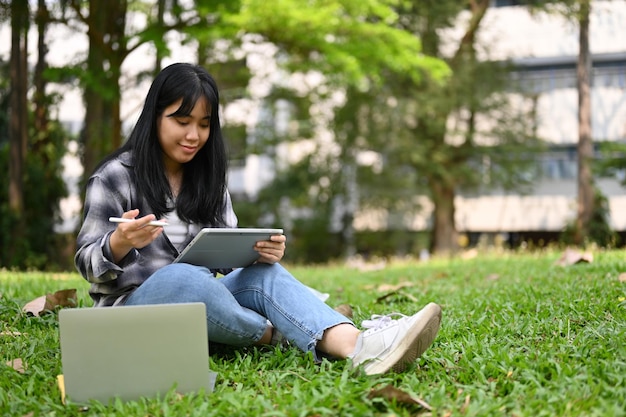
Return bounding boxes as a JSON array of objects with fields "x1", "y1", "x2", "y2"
[{"x1": 363, "y1": 302, "x2": 442, "y2": 375}]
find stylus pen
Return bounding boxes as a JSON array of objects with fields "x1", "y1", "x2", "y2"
[{"x1": 108, "y1": 217, "x2": 169, "y2": 227}]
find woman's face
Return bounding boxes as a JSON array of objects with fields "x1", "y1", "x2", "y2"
[{"x1": 157, "y1": 97, "x2": 211, "y2": 172}]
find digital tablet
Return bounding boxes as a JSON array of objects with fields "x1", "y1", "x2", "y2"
[{"x1": 173, "y1": 228, "x2": 284, "y2": 269}]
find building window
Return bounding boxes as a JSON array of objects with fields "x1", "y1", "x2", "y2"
[
  {"x1": 512, "y1": 63, "x2": 626, "y2": 94},
  {"x1": 491, "y1": 0, "x2": 524, "y2": 7}
]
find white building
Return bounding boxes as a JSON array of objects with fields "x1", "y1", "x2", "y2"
[
  {"x1": 352, "y1": 0, "x2": 626, "y2": 243},
  {"x1": 455, "y1": 1, "x2": 626, "y2": 239}
]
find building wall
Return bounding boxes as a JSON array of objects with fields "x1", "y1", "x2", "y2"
[
  {"x1": 431, "y1": 1, "x2": 626, "y2": 234},
  {"x1": 471, "y1": 2, "x2": 625, "y2": 233}
]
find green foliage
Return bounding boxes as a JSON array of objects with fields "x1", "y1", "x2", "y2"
[
  {"x1": 356, "y1": 230, "x2": 430, "y2": 258},
  {"x1": 0, "y1": 128, "x2": 70, "y2": 270},
  {"x1": 238, "y1": 1, "x2": 546, "y2": 256},
  {"x1": 394, "y1": 57, "x2": 542, "y2": 193},
  {"x1": 233, "y1": 154, "x2": 345, "y2": 264},
  {"x1": 0, "y1": 61, "x2": 69, "y2": 271},
  {"x1": 1, "y1": 251, "x2": 626, "y2": 416},
  {"x1": 287, "y1": 216, "x2": 344, "y2": 264},
  {"x1": 597, "y1": 140, "x2": 626, "y2": 187},
  {"x1": 561, "y1": 187, "x2": 620, "y2": 248},
  {"x1": 225, "y1": 0, "x2": 450, "y2": 86},
  {"x1": 586, "y1": 189, "x2": 619, "y2": 247},
  {"x1": 0, "y1": 63, "x2": 7, "y2": 140}
]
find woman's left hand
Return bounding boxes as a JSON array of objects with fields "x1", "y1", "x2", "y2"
[{"x1": 255, "y1": 234, "x2": 286, "y2": 264}]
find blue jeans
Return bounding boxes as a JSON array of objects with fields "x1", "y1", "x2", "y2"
[{"x1": 124, "y1": 262, "x2": 353, "y2": 358}]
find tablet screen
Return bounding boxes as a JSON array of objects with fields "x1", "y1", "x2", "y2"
[{"x1": 173, "y1": 228, "x2": 284, "y2": 269}]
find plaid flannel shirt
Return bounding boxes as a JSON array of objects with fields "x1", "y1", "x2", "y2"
[{"x1": 74, "y1": 151, "x2": 238, "y2": 307}]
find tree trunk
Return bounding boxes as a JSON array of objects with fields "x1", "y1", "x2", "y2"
[
  {"x1": 154, "y1": 0, "x2": 166, "y2": 74},
  {"x1": 34, "y1": 0, "x2": 49, "y2": 154},
  {"x1": 575, "y1": 0, "x2": 593, "y2": 245},
  {"x1": 423, "y1": 0, "x2": 489, "y2": 255},
  {"x1": 81, "y1": 0, "x2": 126, "y2": 178},
  {"x1": 7, "y1": 0, "x2": 29, "y2": 264},
  {"x1": 430, "y1": 178, "x2": 459, "y2": 255},
  {"x1": 9, "y1": 0, "x2": 29, "y2": 215}
]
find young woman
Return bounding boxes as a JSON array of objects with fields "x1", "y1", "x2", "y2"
[{"x1": 74, "y1": 63, "x2": 442, "y2": 375}]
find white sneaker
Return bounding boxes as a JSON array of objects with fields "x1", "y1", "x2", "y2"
[{"x1": 348, "y1": 302, "x2": 442, "y2": 375}]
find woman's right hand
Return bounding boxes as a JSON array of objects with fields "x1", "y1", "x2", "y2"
[{"x1": 109, "y1": 209, "x2": 165, "y2": 262}]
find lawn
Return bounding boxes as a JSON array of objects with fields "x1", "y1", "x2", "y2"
[{"x1": 1, "y1": 249, "x2": 625, "y2": 416}]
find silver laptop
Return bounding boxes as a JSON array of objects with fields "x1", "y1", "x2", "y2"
[
  {"x1": 58, "y1": 303, "x2": 216, "y2": 403},
  {"x1": 174, "y1": 227, "x2": 284, "y2": 269}
]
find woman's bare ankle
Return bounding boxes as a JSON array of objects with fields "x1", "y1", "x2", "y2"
[{"x1": 317, "y1": 323, "x2": 360, "y2": 358}]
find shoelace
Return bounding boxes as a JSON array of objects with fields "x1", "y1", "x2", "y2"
[{"x1": 361, "y1": 312, "x2": 407, "y2": 331}]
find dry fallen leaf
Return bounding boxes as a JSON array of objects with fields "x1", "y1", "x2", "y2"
[
  {"x1": 368, "y1": 384, "x2": 432, "y2": 411},
  {"x1": 334, "y1": 304, "x2": 353, "y2": 319},
  {"x1": 376, "y1": 281, "x2": 416, "y2": 293},
  {"x1": 554, "y1": 248, "x2": 593, "y2": 266},
  {"x1": 618, "y1": 273, "x2": 626, "y2": 283},
  {"x1": 375, "y1": 290, "x2": 419, "y2": 304},
  {"x1": 23, "y1": 289, "x2": 77, "y2": 316},
  {"x1": 7, "y1": 358, "x2": 26, "y2": 373}
]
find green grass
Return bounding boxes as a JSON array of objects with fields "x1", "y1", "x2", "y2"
[{"x1": 1, "y1": 250, "x2": 625, "y2": 416}]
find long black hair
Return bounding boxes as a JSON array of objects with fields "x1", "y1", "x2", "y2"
[{"x1": 101, "y1": 63, "x2": 228, "y2": 226}]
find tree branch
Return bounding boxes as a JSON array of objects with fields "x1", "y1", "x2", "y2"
[{"x1": 450, "y1": 0, "x2": 490, "y2": 67}]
